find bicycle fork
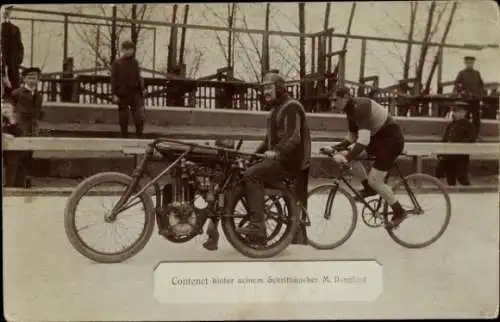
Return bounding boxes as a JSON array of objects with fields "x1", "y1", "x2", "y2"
[{"x1": 323, "y1": 180, "x2": 340, "y2": 220}]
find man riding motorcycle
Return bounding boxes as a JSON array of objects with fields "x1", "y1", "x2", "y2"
[
  {"x1": 236, "y1": 71, "x2": 311, "y2": 241},
  {"x1": 322, "y1": 87, "x2": 407, "y2": 229}
]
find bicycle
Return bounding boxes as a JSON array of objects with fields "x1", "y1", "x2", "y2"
[{"x1": 304, "y1": 147, "x2": 452, "y2": 249}]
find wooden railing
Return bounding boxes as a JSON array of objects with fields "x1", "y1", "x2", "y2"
[{"x1": 36, "y1": 75, "x2": 499, "y2": 118}]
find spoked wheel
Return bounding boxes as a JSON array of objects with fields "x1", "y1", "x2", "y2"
[
  {"x1": 221, "y1": 185, "x2": 299, "y2": 258},
  {"x1": 237, "y1": 195, "x2": 284, "y2": 242},
  {"x1": 64, "y1": 172, "x2": 156, "y2": 263},
  {"x1": 385, "y1": 173, "x2": 451, "y2": 248},
  {"x1": 306, "y1": 184, "x2": 358, "y2": 250},
  {"x1": 361, "y1": 198, "x2": 386, "y2": 228}
]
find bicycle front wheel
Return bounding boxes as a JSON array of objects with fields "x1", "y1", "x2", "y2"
[
  {"x1": 306, "y1": 184, "x2": 358, "y2": 250},
  {"x1": 386, "y1": 173, "x2": 451, "y2": 248},
  {"x1": 64, "y1": 172, "x2": 156, "y2": 263}
]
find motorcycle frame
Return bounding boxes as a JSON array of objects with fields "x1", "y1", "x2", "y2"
[{"x1": 109, "y1": 138, "x2": 255, "y2": 219}]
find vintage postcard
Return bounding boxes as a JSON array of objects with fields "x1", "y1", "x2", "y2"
[{"x1": 2, "y1": 1, "x2": 499, "y2": 321}]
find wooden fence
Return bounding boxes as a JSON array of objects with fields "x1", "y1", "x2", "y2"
[{"x1": 36, "y1": 75, "x2": 499, "y2": 118}]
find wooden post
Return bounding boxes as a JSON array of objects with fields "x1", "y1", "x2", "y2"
[
  {"x1": 110, "y1": 5, "x2": 117, "y2": 64},
  {"x1": 30, "y1": 20, "x2": 35, "y2": 66},
  {"x1": 152, "y1": 28, "x2": 157, "y2": 78},
  {"x1": 358, "y1": 39, "x2": 367, "y2": 96},
  {"x1": 227, "y1": 4, "x2": 237, "y2": 68},
  {"x1": 61, "y1": 57, "x2": 74, "y2": 103},
  {"x1": 298, "y1": 3, "x2": 306, "y2": 81},
  {"x1": 403, "y1": 2, "x2": 418, "y2": 80},
  {"x1": 168, "y1": 4, "x2": 178, "y2": 71},
  {"x1": 338, "y1": 52, "x2": 345, "y2": 87},
  {"x1": 131, "y1": 4, "x2": 138, "y2": 50},
  {"x1": 437, "y1": 48, "x2": 443, "y2": 94},
  {"x1": 179, "y1": 4, "x2": 189, "y2": 65},
  {"x1": 311, "y1": 36, "x2": 316, "y2": 75},
  {"x1": 94, "y1": 26, "x2": 100, "y2": 75},
  {"x1": 261, "y1": 3, "x2": 271, "y2": 79},
  {"x1": 63, "y1": 15, "x2": 69, "y2": 60}
]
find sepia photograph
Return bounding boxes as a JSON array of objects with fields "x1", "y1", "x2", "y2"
[{"x1": 2, "y1": 1, "x2": 499, "y2": 320}]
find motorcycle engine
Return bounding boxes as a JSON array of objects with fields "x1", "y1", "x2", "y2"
[{"x1": 157, "y1": 163, "x2": 217, "y2": 243}]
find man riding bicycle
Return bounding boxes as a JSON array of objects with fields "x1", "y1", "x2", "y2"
[
  {"x1": 322, "y1": 87, "x2": 406, "y2": 229},
  {"x1": 236, "y1": 70, "x2": 311, "y2": 241}
]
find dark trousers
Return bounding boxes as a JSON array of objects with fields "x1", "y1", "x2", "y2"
[
  {"x1": 118, "y1": 92, "x2": 145, "y2": 138},
  {"x1": 435, "y1": 155, "x2": 470, "y2": 186},
  {"x1": 3, "y1": 63, "x2": 21, "y2": 98},
  {"x1": 3, "y1": 150, "x2": 33, "y2": 187},
  {"x1": 467, "y1": 100, "x2": 481, "y2": 136},
  {"x1": 291, "y1": 167, "x2": 310, "y2": 245},
  {"x1": 243, "y1": 159, "x2": 291, "y2": 223}
]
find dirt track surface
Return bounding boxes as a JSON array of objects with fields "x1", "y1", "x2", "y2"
[{"x1": 3, "y1": 191, "x2": 499, "y2": 320}]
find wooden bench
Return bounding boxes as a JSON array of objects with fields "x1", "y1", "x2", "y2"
[{"x1": 3, "y1": 136, "x2": 498, "y2": 174}]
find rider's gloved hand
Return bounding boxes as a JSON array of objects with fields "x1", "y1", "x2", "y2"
[
  {"x1": 333, "y1": 139, "x2": 351, "y2": 151},
  {"x1": 264, "y1": 150, "x2": 278, "y2": 160},
  {"x1": 320, "y1": 146, "x2": 334, "y2": 154},
  {"x1": 332, "y1": 153, "x2": 348, "y2": 165}
]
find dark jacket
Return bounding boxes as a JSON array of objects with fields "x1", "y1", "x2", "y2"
[
  {"x1": 8, "y1": 86, "x2": 43, "y2": 136},
  {"x1": 1, "y1": 21, "x2": 24, "y2": 66},
  {"x1": 111, "y1": 55, "x2": 145, "y2": 97},
  {"x1": 256, "y1": 98, "x2": 311, "y2": 172},
  {"x1": 442, "y1": 118, "x2": 476, "y2": 143},
  {"x1": 453, "y1": 68, "x2": 484, "y2": 98}
]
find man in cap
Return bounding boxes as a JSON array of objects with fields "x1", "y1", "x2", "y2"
[
  {"x1": 435, "y1": 101, "x2": 475, "y2": 186},
  {"x1": 322, "y1": 87, "x2": 407, "y2": 229},
  {"x1": 236, "y1": 70, "x2": 312, "y2": 242},
  {"x1": 3, "y1": 67, "x2": 43, "y2": 188},
  {"x1": 453, "y1": 56, "x2": 484, "y2": 137},
  {"x1": 2, "y1": 5, "x2": 25, "y2": 98},
  {"x1": 111, "y1": 40, "x2": 145, "y2": 138}
]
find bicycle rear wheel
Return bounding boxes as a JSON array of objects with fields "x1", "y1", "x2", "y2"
[
  {"x1": 386, "y1": 173, "x2": 451, "y2": 248},
  {"x1": 306, "y1": 184, "x2": 358, "y2": 250}
]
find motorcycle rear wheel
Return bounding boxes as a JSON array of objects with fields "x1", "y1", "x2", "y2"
[{"x1": 221, "y1": 185, "x2": 299, "y2": 259}]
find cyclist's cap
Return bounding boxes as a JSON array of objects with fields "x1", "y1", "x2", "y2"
[
  {"x1": 121, "y1": 40, "x2": 135, "y2": 49},
  {"x1": 464, "y1": 56, "x2": 476, "y2": 61},
  {"x1": 22, "y1": 67, "x2": 41, "y2": 77},
  {"x1": 335, "y1": 87, "x2": 351, "y2": 98}
]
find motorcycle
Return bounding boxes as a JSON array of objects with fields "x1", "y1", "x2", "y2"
[{"x1": 64, "y1": 138, "x2": 301, "y2": 263}]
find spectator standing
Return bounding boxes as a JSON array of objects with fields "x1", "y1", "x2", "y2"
[
  {"x1": 435, "y1": 102, "x2": 475, "y2": 186},
  {"x1": 1, "y1": 5, "x2": 24, "y2": 98},
  {"x1": 3, "y1": 67, "x2": 43, "y2": 188},
  {"x1": 453, "y1": 56, "x2": 484, "y2": 137},
  {"x1": 111, "y1": 40, "x2": 145, "y2": 138}
]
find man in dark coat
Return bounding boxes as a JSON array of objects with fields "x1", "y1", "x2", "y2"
[
  {"x1": 2, "y1": 5, "x2": 24, "y2": 98},
  {"x1": 453, "y1": 56, "x2": 484, "y2": 137},
  {"x1": 236, "y1": 71, "x2": 312, "y2": 243},
  {"x1": 3, "y1": 67, "x2": 43, "y2": 188},
  {"x1": 202, "y1": 71, "x2": 312, "y2": 250},
  {"x1": 111, "y1": 40, "x2": 145, "y2": 138},
  {"x1": 435, "y1": 102, "x2": 475, "y2": 186}
]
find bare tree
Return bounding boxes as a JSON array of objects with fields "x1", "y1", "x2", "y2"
[
  {"x1": 200, "y1": 4, "x2": 238, "y2": 68},
  {"x1": 414, "y1": 0, "x2": 437, "y2": 92},
  {"x1": 368, "y1": 1, "x2": 453, "y2": 88},
  {"x1": 71, "y1": 4, "x2": 153, "y2": 69}
]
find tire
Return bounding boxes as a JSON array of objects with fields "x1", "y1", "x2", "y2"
[
  {"x1": 385, "y1": 173, "x2": 452, "y2": 249},
  {"x1": 221, "y1": 185, "x2": 299, "y2": 258},
  {"x1": 306, "y1": 184, "x2": 358, "y2": 250},
  {"x1": 64, "y1": 172, "x2": 156, "y2": 263}
]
